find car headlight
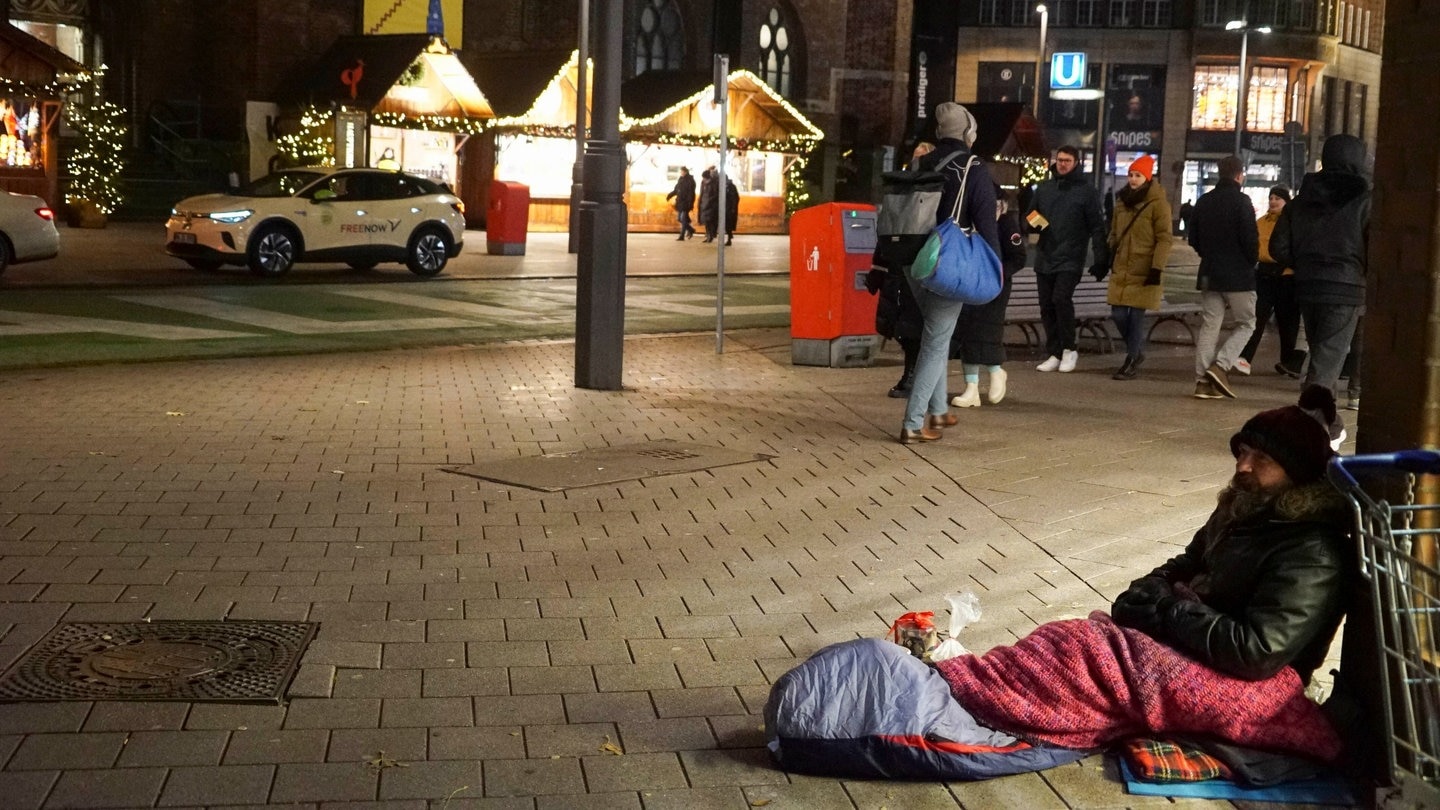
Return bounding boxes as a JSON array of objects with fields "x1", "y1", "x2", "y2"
[{"x1": 208, "y1": 209, "x2": 254, "y2": 224}]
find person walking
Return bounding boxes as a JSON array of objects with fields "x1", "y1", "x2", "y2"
[
  {"x1": 899, "y1": 101, "x2": 998, "y2": 444},
  {"x1": 723, "y1": 174, "x2": 739, "y2": 246},
  {"x1": 1188, "y1": 155, "x2": 1258, "y2": 399},
  {"x1": 1268, "y1": 133, "x2": 1371, "y2": 405},
  {"x1": 698, "y1": 167, "x2": 718, "y2": 242},
  {"x1": 949, "y1": 186, "x2": 1025, "y2": 406},
  {"x1": 665, "y1": 167, "x2": 696, "y2": 240},
  {"x1": 1101, "y1": 155, "x2": 1172, "y2": 380},
  {"x1": 1238, "y1": 185, "x2": 1304, "y2": 378},
  {"x1": 1025, "y1": 145, "x2": 1109, "y2": 373}
]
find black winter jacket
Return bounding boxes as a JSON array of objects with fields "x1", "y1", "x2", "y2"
[
  {"x1": 1112, "y1": 480, "x2": 1351, "y2": 683},
  {"x1": 915, "y1": 138, "x2": 1000, "y2": 257},
  {"x1": 1268, "y1": 134, "x2": 1370, "y2": 306},
  {"x1": 1188, "y1": 179, "x2": 1258, "y2": 292},
  {"x1": 1026, "y1": 169, "x2": 1107, "y2": 275}
]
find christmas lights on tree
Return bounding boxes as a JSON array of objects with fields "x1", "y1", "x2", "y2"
[
  {"x1": 275, "y1": 106, "x2": 337, "y2": 167},
  {"x1": 64, "y1": 67, "x2": 129, "y2": 215}
]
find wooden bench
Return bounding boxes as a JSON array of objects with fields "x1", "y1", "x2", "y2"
[{"x1": 1004, "y1": 268, "x2": 1202, "y2": 354}]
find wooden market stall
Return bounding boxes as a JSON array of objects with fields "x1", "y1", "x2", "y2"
[
  {"x1": 0, "y1": 23, "x2": 84, "y2": 208},
  {"x1": 286, "y1": 33, "x2": 493, "y2": 190}
]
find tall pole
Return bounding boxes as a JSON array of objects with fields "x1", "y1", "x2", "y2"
[
  {"x1": 567, "y1": 0, "x2": 589, "y2": 254},
  {"x1": 1034, "y1": 4, "x2": 1047, "y2": 118},
  {"x1": 714, "y1": 54, "x2": 729, "y2": 354},
  {"x1": 574, "y1": 0, "x2": 626, "y2": 390},
  {"x1": 1234, "y1": 27, "x2": 1249, "y2": 156}
]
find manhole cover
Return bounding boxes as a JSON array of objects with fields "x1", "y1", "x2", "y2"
[
  {"x1": 446, "y1": 440, "x2": 774, "y2": 492},
  {"x1": 0, "y1": 621, "x2": 318, "y2": 703}
]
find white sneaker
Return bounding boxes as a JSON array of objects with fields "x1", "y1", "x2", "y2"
[
  {"x1": 987, "y1": 368, "x2": 1008, "y2": 404},
  {"x1": 1037, "y1": 356, "x2": 1060, "y2": 372},
  {"x1": 950, "y1": 384, "x2": 981, "y2": 408},
  {"x1": 1330, "y1": 428, "x2": 1347, "y2": 452},
  {"x1": 1058, "y1": 350, "x2": 1079, "y2": 373},
  {"x1": 1234, "y1": 358, "x2": 1252, "y2": 376}
]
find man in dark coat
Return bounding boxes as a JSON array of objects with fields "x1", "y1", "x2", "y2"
[
  {"x1": 1113, "y1": 384, "x2": 1350, "y2": 686},
  {"x1": 723, "y1": 175, "x2": 739, "y2": 245},
  {"x1": 1025, "y1": 145, "x2": 1109, "y2": 373},
  {"x1": 665, "y1": 167, "x2": 696, "y2": 240},
  {"x1": 698, "y1": 167, "x2": 719, "y2": 242},
  {"x1": 1268, "y1": 133, "x2": 1370, "y2": 403},
  {"x1": 1188, "y1": 155, "x2": 1258, "y2": 399}
]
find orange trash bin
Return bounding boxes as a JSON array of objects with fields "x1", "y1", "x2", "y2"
[
  {"x1": 487, "y1": 180, "x2": 530, "y2": 256},
  {"x1": 788, "y1": 202, "x2": 879, "y2": 366}
]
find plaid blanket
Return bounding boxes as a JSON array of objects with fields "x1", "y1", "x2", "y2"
[
  {"x1": 934, "y1": 612, "x2": 1342, "y2": 762},
  {"x1": 1122, "y1": 738, "x2": 1231, "y2": 782}
]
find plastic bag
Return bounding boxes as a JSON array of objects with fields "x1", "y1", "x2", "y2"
[{"x1": 929, "y1": 590, "x2": 982, "y2": 662}]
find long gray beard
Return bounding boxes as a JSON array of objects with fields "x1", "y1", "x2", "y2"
[{"x1": 1217, "y1": 482, "x2": 1279, "y2": 525}]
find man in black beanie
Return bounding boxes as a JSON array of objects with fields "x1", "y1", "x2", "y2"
[{"x1": 1111, "y1": 385, "x2": 1350, "y2": 684}]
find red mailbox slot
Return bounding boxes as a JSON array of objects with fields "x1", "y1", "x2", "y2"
[
  {"x1": 788, "y1": 202, "x2": 879, "y2": 367},
  {"x1": 487, "y1": 180, "x2": 530, "y2": 256}
]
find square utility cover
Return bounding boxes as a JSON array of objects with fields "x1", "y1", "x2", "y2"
[{"x1": 447, "y1": 440, "x2": 774, "y2": 492}]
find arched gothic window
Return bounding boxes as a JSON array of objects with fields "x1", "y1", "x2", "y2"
[
  {"x1": 758, "y1": 7, "x2": 792, "y2": 97},
  {"x1": 635, "y1": 0, "x2": 684, "y2": 75}
]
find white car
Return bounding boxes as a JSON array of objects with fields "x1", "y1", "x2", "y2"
[
  {"x1": 165, "y1": 167, "x2": 465, "y2": 277},
  {"x1": 0, "y1": 191, "x2": 59, "y2": 274}
]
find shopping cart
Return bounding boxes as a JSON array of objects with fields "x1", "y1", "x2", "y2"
[{"x1": 1329, "y1": 451, "x2": 1440, "y2": 807}]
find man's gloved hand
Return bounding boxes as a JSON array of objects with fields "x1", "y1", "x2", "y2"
[
  {"x1": 1088, "y1": 263, "x2": 1109, "y2": 282},
  {"x1": 1144, "y1": 268, "x2": 1163, "y2": 286},
  {"x1": 1111, "y1": 577, "x2": 1175, "y2": 634}
]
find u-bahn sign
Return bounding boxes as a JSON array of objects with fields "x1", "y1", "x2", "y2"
[{"x1": 1051, "y1": 53, "x2": 1087, "y2": 90}]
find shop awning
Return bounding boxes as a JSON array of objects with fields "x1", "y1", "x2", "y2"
[
  {"x1": 0, "y1": 22, "x2": 84, "y2": 87},
  {"x1": 464, "y1": 49, "x2": 581, "y2": 127},
  {"x1": 286, "y1": 33, "x2": 492, "y2": 120},
  {"x1": 963, "y1": 102, "x2": 1047, "y2": 160},
  {"x1": 619, "y1": 69, "x2": 823, "y2": 148}
]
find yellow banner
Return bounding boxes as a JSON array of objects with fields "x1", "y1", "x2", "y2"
[{"x1": 363, "y1": 0, "x2": 464, "y2": 49}]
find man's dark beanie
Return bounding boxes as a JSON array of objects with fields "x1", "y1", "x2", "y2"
[
  {"x1": 1269, "y1": 184, "x2": 1291, "y2": 202},
  {"x1": 1229, "y1": 386, "x2": 1338, "y2": 484}
]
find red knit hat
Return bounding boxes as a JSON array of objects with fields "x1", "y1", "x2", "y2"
[
  {"x1": 1229, "y1": 386, "x2": 1339, "y2": 484},
  {"x1": 1128, "y1": 155, "x2": 1156, "y2": 181}
]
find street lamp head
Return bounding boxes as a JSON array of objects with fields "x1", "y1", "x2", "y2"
[
  {"x1": 1036, "y1": 3, "x2": 1047, "y2": 13},
  {"x1": 1256, "y1": 26, "x2": 1273, "y2": 33},
  {"x1": 1225, "y1": 19, "x2": 1246, "y2": 30}
]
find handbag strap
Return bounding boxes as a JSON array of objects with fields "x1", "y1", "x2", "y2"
[
  {"x1": 1112, "y1": 200, "x2": 1153, "y2": 251},
  {"x1": 945, "y1": 156, "x2": 980, "y2": 228}
]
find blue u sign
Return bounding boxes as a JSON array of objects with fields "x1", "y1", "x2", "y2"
[{"x1": 1051, "y1": 52, "x2": 1087, "y2": 90}]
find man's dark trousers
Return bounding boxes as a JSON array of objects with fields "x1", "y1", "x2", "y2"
[
  {"x1": 1038, "y1": 271, "x2": 1081, "y2": 358},
  {"x1": 1300, "y1": 302, "x2": 1361, "y2": 395}
]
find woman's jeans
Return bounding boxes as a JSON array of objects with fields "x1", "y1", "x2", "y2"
[
  {"x1": 1110, "y1": 305, "x2": 1147, "y2": 357},
  {"x1": 904, "y1": 279, "x2": 965, "y2": 430}
]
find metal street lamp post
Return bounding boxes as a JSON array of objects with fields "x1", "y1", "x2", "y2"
[
  {"x1": 1034, "y1": 4, "x2": 1048, "y2": 118},
  {"x1": 1226, "y1": 19, "x2": 1271, "y2": 156}
]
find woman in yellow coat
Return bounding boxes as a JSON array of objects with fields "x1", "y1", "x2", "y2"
[{"x1": 1104, "y1": 156, "x2": 1173, "y2": 379}]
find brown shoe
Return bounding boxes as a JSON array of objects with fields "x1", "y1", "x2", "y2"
[
  {"x1": 899, "y1": 427, "x2": 943, "y2": 444},
  {"x1": 1205, "y1": 363, "x2": 1237, "y2": 398},
  {"x1": 926, "y1": 412, "x2": 959, "y2": 429}
]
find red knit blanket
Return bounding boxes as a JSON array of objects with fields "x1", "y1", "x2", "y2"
[{"x1": 934, "y1": 612, "x2": 1342, "y2": 761}]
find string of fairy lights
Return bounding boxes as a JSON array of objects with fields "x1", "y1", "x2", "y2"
[{"x1": 63, "y1": 67, "x2": 129, "y2": 215}]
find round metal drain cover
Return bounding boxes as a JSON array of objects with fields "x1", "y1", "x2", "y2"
[{"x1": 0, "y1": 621, "x2": 317, "y2": 703}]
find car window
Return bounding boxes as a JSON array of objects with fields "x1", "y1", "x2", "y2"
[
  {"x1": 239, "y1": 171, "x2": 326, "y2": 197},
  {"x1": 371, "y1": 174, "x2": 415, "y2": 200}
]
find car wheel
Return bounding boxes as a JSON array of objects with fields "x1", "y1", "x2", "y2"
[
  {"x1": 248, "y1": 224, "x2": 298, "y2": 276},
  {"x1": 0, "y1": 236, "x2": 11, "y2": 276},
  {"x1": 185, "y1": 258, "x2": 222, "y2": 271},
  {"x1": 347, "y1": 261, "x2": 378, "y2": 272},
  {"x1": 406, "y1": 227, "x2": 450, "y2": 277}
]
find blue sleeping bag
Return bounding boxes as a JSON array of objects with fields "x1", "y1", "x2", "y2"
[{"x1": 764, "y1": 638, "x2": 1090, "y2": 780}]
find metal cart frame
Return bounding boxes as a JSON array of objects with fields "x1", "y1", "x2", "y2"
[{"x1": 1329, "y1": 451, "x2": 1440, "y2": 808}]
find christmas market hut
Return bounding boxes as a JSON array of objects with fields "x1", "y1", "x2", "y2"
[
  {"x1": 619, "y1": 68, "x2": 823, "y2": 234},
  {"x1": 0, "y1": 22, "x2": 84, "y2": 208},
  {"x1": 961, "y1": 102, "x2": 1049, "y2": 189},
  {"x1": 280, "y1": 33, "x2": 492, "y2": 191}
]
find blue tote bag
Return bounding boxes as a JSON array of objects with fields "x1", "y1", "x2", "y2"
[{"x1": 908, "y1": 157, "x2": 1004, "y2": 305}]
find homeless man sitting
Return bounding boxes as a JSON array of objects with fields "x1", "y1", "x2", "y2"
[{"x1": 765, "y1": 385, "x2": 1353, "y2": 781}]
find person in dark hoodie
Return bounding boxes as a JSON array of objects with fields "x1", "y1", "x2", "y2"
[
  {"x1": 898, "y1": 101, "x2": 999, "y2": 444},
  {"x1": 1025, "y1": 145, "x2": 1109, "y2": 374},
  {"x1": 1269, "y1": 133, "x2": 1371, "y2": 409}
]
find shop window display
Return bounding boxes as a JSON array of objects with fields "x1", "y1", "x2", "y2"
[
  {"x1": 0, "y1": 96, "x2": 43, "y2": 169},
  {"x1": 1191, "y1": 65, "x2": 1288, "y2": 132}
]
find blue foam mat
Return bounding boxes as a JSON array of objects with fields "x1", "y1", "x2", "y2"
[{"x1": 1120, "y1": 759, "x2": 1363, "y2": 806}]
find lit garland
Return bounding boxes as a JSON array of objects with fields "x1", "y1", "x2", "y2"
[
  {"x1": 370, "y1": 110, "x2": 488, "y2": 134},
  {"x1": 991, "y1": 155, "x2": 1051, "y2": 187},
  {"x1": 274, "y1": 105, "x2": 336, "y2": 167},
  {"x1": 64, "y1": 67, "x2": 128, "y2": 215},
  {"x1": 784, "y1": 150, "x2": 812, "y2": 215}
]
